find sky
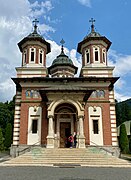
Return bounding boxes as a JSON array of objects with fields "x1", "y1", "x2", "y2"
[{"x1": 0, "y1": 0, "x2": 131, "y2": 102}]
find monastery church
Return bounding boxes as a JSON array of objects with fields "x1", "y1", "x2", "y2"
[{"x1": 11, "y1": 19, "x2": 119, "y2": 157}]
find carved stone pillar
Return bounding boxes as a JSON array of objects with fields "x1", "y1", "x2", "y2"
[
  {"x1": 78, "y1": 116, "x2": 85, "y2": 148},
  {"x1": 47, "y1": 115, "x2": 54, "y2": 148}
]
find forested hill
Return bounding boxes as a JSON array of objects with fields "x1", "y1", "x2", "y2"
[{"x1": 116, "y1": 98, "x2": 131, "y2": 127}]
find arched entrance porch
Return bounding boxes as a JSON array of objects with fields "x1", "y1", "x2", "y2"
[
  {"x1": 54, "y1": 103, "x2": 77, "y2": 148},
  {"x1": 46, "y1": 99, "x2": 85, "y2": 148}
]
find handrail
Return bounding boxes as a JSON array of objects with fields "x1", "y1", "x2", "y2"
[
  {"x1": 89, "y1": 141, "x2": 114, "y2": 156},
  {"x1": 17, "y1": 141, "x2": 40, "y2": 156}
]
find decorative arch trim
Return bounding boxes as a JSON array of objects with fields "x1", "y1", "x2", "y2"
[{"x1": 48, "y1": 99, "x2": 84, "y2": 117}]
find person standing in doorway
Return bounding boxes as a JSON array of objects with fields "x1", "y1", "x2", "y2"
[
  {"x1": 73, "y1": 132, "x2": 77, "y2": 148},
  {"x1": 68, "y1": 134, "x2": 73, "y2": 148}
]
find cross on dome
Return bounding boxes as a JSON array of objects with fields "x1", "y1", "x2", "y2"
[
  {"x1": 89, "y1": 18, "x2": 96, "y2": 32},
  {"x1": 32, "y1": 19, "x2": 39, "y2": 33},
  {"x1": 60, "y1": 38, "x2": 65, "y2": 53}
]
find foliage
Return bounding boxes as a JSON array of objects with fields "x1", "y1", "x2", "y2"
[
  {"x1": 4, "y1": 123, "x2": 12, "y2": 149},
  {"x1": 0, "y1": 97, "x2": 15, "y2": 150},
  {"x1": 119, "y1": 123, "x2": 129, "y2": 154},
  {"x1": 116, "y1": 98, "x2": 131, "y2": 126},
  {"x1": 0, "y1": 128, "x2": 4, "y2": 151},
  {"x1": 129, "y1": 138, "x2": 131, "y2": 153}
]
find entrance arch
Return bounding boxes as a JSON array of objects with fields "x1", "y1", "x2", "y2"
[
  {"x1": 46, "y1": 99, "x2": 85, "y2": 148},
  {"x1": 54, "y1": 103, "x2": 77, "y2": 148}
]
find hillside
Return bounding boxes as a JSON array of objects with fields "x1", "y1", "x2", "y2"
[{"x1": 116, "y1": 98, "x2": 131, "y2": 126}]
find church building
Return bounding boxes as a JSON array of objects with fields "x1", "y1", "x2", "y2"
[{"x1": 11, "y1": 19, "x2": 119, "y2": 156}]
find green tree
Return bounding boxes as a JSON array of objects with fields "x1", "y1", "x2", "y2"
[
  {"x1": 0, "y1": 128, "x2": 4, "y2": 151},
  {"x1": 129, "y1": 138, "x2": 131, "y2": 153},
  {"x1": 119, "y1": 123, "x2": 129, "y2": 154},
  {"x1": 129, "y1": 122, "x2": 131, "y2": 153},
  {"x1": 116, "y1": 102, "x2": 122, "y2": 126},
  {"x1": 4, "y1": 123, "x2": 12, "y2": 149},
  {"x1": 0, "y1": 96, "x2": 15, "y2": 135}
]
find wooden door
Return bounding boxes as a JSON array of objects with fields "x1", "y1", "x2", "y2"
[{"x1": 60, "y1": 122, "x2": 71, "y2": 148}]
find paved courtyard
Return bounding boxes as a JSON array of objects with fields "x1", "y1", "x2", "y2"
[{"x1": 0, "y1": 166, "x2": 131, "y2": 180}]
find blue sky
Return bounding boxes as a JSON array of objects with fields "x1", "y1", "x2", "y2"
[{"x1": 0, "y1": 0, "x2": 131, "y2": 102}]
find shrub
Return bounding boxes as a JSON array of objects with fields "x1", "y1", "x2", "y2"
[
  {"x1": 119, "y1": 123, "x2": 129, "y2": 154},
  {"x1": 0, "y1": 128, "x2": 4, "y2": 151},
  {"x1": 4, "y1": 123, "x2": 12, "y2": 149}
]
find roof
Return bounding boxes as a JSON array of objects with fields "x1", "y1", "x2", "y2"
[
  {"x1": 77, "y1": 20, "x2": 112, "y2": 54},
  {"x1": 18, "y1": 21, "x2": 51, "y2": 54},
  {"x1": 48, "y1": 45, "x2": 78, "y2": 74},
  {"x1": 12, "y1": 76, "x2": 119, "y2": 89}
]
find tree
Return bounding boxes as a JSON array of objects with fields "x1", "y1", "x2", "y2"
[
  {"x1": 129, "y1": 138, "x2": 131, "y2": 153},
  {"x1": 4, "y1": 123, "x2": 12, "y2": 149},
  {"x1": 0, "y1": 128, "x2": 4, "y2": 151},
  {"x1": 129, "y1": 122, "x2": 131, "y2": 153},
  {"x1": 119, "y1": 123, "x2": 129, "y2": 154}
]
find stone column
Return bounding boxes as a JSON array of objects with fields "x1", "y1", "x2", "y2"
[
  {"x1": 78, "y1": 116, "x2": 85, "y2": 148},
  {"x1": 47, "y1": 115, "x2": 54, "y2": 148}
]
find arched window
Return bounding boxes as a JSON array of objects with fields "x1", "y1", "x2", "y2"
[
  {"x1": 93, "y1": 46, "x2": 100, "y2": 62},
  {"x1": 29, "y1": 47, "x2": 36, "y2": 63},
  {"x1": 39, "y1": 49, "x2": 44, "y2": 64},
  {"x1": 85, "y1": 49, "x2": 90, "y2": 64},
  {"x1": 23, "y1": 50, "x2": 27, "y2": 65},
  {"x1": 102, "y1": 49, "x2": 106, "y2": 63}
]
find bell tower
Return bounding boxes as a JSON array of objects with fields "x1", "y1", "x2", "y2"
[
  {"x1": 17, "y1": 19, "x2": 51, "y2": 78},
  {"x1": 77, "y1": 18, "x2": 113, "y2": 77}
]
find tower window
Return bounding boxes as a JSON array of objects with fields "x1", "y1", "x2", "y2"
[
  {"x1": 93, "y1": 47, "x2": 100, "y2": 62},
  {"x1": 85, "y1": 49, "x2": 90, "y2": 64},
  {"x1": 30, "y1": 48, "x2": 35, "y2": 62},
  {"x1": 31, "y1": 49, "x2": 34, "y2": 62},
  {"x1": 102, "y1": 49, "x2": 106, "y2": 63},
  {"x1": 95, "y1": 48, "x2": 98, "y2": 61},
  {"x1": 93, "y1": 120, "x2": 99, "y2": 134},
  {"x1": 39, "y1": 49, "x2": 44, "y2": 64},
  {"x1": 32, "y1": 119, "x2": 38, "y2": 133},
  {"x1": 23, "y1": 50, "x2": 27, "y2": 64}
]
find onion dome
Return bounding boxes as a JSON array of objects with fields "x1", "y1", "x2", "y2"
[
  {"x1": 77, "y1": 18, "x2": 111, "y2": 54},
  {"x1": 48, "y1": 39, "x2": 78, "y2": 77},
  {"x1": 18, "y1": 19, "x2": 51, "y2": 54}
]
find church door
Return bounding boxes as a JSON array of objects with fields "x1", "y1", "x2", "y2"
[{"x1": 60, "y1": 122, "x2": 71, "y2": 148}]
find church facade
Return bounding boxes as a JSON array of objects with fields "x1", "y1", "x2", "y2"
[{"x1": 11, "y1": 19, "x2": 119, "y2": 156}]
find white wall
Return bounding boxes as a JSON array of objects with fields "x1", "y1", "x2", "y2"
[
  {"x1": 88, "y1": 106, "x2": 103, "y2": 146},
  {"x1": 27, "y1": 106, "x2": 42, "y2": 145}
]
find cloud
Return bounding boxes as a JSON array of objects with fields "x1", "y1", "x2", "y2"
[
  {"x1": 30, "y1": 0, "x2": 53, "y2": 18},
  {"x1": 108, "y1": 49, "x2": 131, "y2": 76},
  {"x1": 77, "y1": 0, "x2": 91, "y2": 7},
  {"x1": 108, "y1": 49, "x2": 131, "y2": 101},
  {"x1": 0, "y1": 0, "x2": 55, "y2": 102},
  {"x1": 114, "y1": 91, "x2": 131, "y2": 102}
]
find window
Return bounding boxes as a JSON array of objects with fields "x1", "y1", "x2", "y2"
[
  {"x1": 23, "y1": 50, "x2": 27, "y2": 64},
  {"x1": 30, "y1": 48, "x2": 35, "y2": 62},
  {"x1": 32, "y1": 119, "x2": 38, "y2": 133},
  {"x1": 95, "y1": 48, "x2": 98, "y2": 61},
  {"x1": 85, "y1": 49, "x2": 90, "y2": 64},
  {"x1": 93, "y1": 120, "x2": 99, "y2": 134},
  {"x1": 39, "y1": 49, "x2": 44, "y2": 64},
  {"x1": 102, "y1": 49, "x2": 106, "y2": 63},
  {"x1": 93, "y1": 47, "x2": 100, "y2": 62}
]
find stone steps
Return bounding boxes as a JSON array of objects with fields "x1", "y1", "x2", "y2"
[{"x1": 3, "y1": 147, "x2": 131, "y2": 167}]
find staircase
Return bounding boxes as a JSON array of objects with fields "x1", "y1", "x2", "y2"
[{"x1": 2, "y1": 147, "x2": 131, "y2": 167}]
